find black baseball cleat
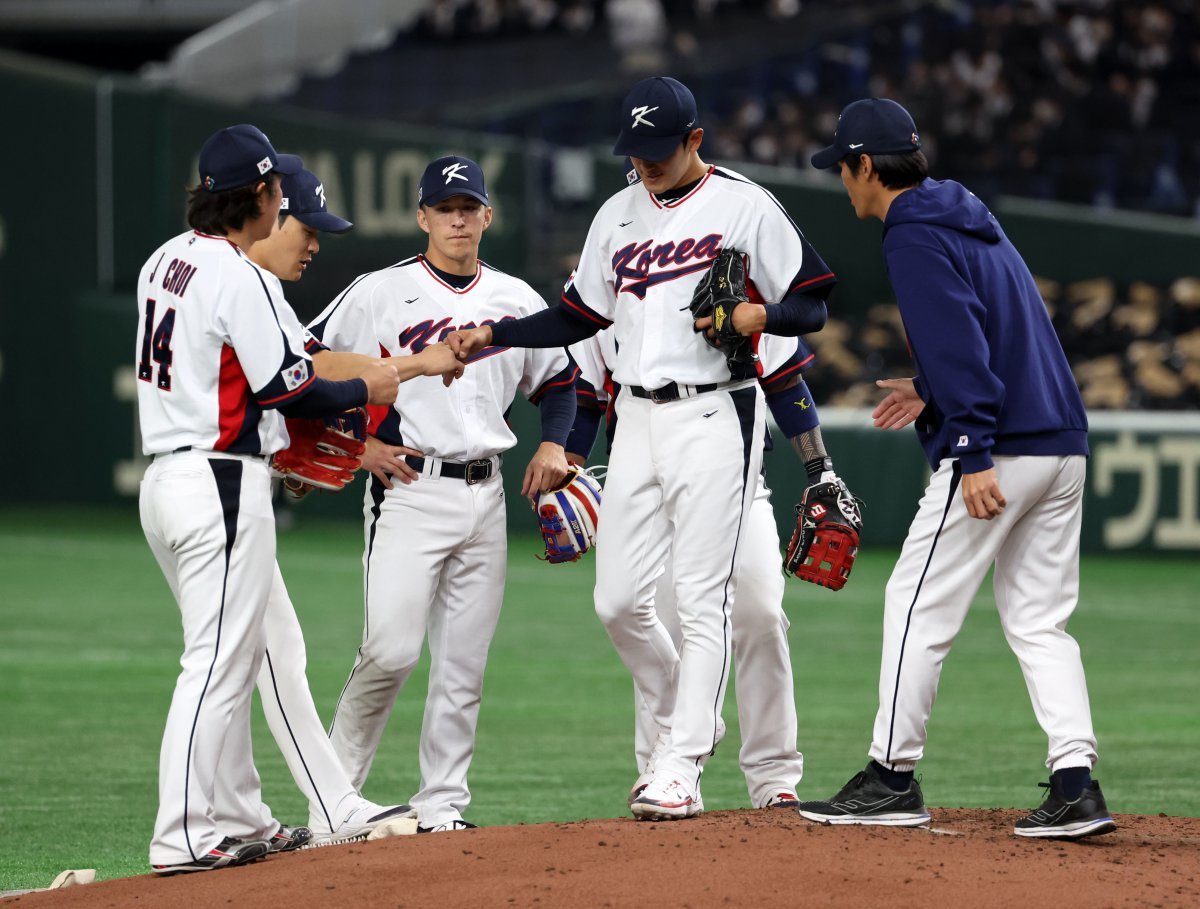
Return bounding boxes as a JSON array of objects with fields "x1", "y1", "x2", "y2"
[
  {"x1": 1014, "y1": 779, "x2": 1117, "y2": 839},
  {"x1": 267, "y1": 824, "x2": 313, "y2": 853},
  {"x1": 417, "y1": 819, "x2": 478, "y2": 833},
  {"x1": 151, "y1": 837, "x2": 271, "y2": 875},
  {"x1": 796, "y1": 762, "x2": 931, "y2": 826}
]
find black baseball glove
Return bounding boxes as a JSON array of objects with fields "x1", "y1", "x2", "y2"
[{"x1": 684, "y1": 248, "x2": 758, "y2": 367}]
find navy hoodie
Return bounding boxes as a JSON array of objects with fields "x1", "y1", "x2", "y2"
[{"x1": 882, "y1": 178, "x2": 1088, "y2": 472}]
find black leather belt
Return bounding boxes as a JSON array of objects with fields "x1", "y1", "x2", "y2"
[
  {"x1": 628, "y1": 382, "x2": 719, "y2": 403},
  {"x1": 404, "y1": 455, "x2": 496, "y2": 485}
]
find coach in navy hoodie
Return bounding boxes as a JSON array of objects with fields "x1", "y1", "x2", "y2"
[{"x1": 794, "y1": 98, "x2": 1115, "y2": 841}]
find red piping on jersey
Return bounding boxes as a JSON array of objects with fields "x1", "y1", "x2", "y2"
[
  {"x1": 789, "y1": 272, "x2": 836, "y2": 293},
  {"x1": 258, "y1": 371, "x2": 316, "y2": 406},
  {"x1": 531, "y1": 365, "x2": 580, "y2": 404},
  {"x1": 192, "y1": 230, "x2": 242, "y2": 252},
  {"x1": 366, "y1": 344, "x2": 393, "y2": 435},
  {"x1": 418, "y1": 255, "x2": 482, "y2": 293},
  {"x1": 648, "y1": 166, "x2": 715, "y2": 209},
  {"x1": 560, "y1": 293, "x2": 611, "y2": 326},
  {"x1": 216, "y1": 344, "x2": 250, "y2": 450},
  {"x1": 760, "y1": 356, "x2": 814, "y2": 392}
]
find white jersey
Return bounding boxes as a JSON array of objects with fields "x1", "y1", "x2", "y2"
[
  {"x1": 309, "y1": 255, "x2": 572, "y2": 460},
  {"x1": 135, "y1": 231, "x2": 315, "y2": 457},
  {"x1": 563, "y1": 166, "x2": 835, "y2": 390}
]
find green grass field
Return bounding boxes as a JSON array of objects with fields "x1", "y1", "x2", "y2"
[{"x1": 0, "y1": 504, "x2": 1196, "y2": 890}]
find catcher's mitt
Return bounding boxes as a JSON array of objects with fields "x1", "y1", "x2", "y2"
[
  {"x1": 684, "y1": 248, "x2": 758, "y2": 367},
  {"x1": 272, "y1": 408, "x2": 369, "y2": 499},
  {"x1": 784, "y1": 477, "x2": 863, "y2": 590},
  {"x1": 536, "y1": 467, "x2": 603, "y2": 563}
]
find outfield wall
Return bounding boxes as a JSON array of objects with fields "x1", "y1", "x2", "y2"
[{"x1": 2, "y1": 55, "x2": 1198, "y2": 553}]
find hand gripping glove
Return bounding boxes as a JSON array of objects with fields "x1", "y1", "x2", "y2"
[
  {"x1": 684, "y1": 247, "x2": 759, "y2": 367},
  {"x1": 272, "y1": 407, "x2": 369, "y2": 499},
  {"x1": 536, "y1": 467, "x2": 604, "y2": 563},
  {"x1": 784, "y1": 477, "x2": 863, "y2": 590}
]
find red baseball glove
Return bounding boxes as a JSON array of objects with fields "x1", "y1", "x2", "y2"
[
  {"x1": 272, "y1": 408, "x2": 369, "y2": 499},
  {"x1": 784, "y1": 477, "x2": 863, "y2": 590}
]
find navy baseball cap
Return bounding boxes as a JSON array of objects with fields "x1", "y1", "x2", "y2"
[
  {"x1": 281, "y1": 168, "x2": 353, "y2": 234},
  {"x1": 810, "y1": 98, "x2": 922, "y2": 169},
  {"x1": 612, "y1": 76, "x2": 699, "y2": 161},
  {"x1": 418, "y1": 156, "x2": 489, "y2": 207},
  {"x1": 198, "y1": 124, "x2": 301, "y2": 193}
]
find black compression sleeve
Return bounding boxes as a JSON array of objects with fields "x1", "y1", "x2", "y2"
[
  {"x1": 537, "y1": 381, "x2": 577, "y2": 446},
  {"x1": 490, "y1": 304, "x2": 600, "y2": 348},
  {"x1": 277, "y1": 377, "x2": 368, "y2": 417},
  {"x1": 763, "y1": 290, "x2": 828, "y2": 336},
  {"x1": 567, "y1": 406, "x2": 603, "y2": 459}
]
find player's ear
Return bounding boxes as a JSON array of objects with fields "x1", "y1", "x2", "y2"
[
  {"x1": 686, "y1": 128, "x2": 704, "y2": 154},
  {"x1": 481, "y1": 206, "x2": 493, "y2": 231},
  {"x1": 416, "y1": 205, "x2": 431, "y2": 236}
]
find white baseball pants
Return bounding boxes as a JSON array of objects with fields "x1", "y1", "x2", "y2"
[
  {"x1": 633, "y1": 472, "x2": 803, "y2": 806},
  {"x1": 871, "y1": 455, "x2": 1098, "y2": 773},
  {"x1": 140, "y1": 451, "x2": 279, "y2": 866},
  {"x1": 214, "y1": 563, "x2": 371, "y2": 837},
  {"x1": 595, "y1": 383, "x2": 764, "y2": 792},
  {"x1": 328, "y1": 470, "x2": 507, "y2": 828}
]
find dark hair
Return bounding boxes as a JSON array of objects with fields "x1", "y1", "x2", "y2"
[
  {"x1": 186, "y1": 174, "x2": 278, "y2": 234},
  {"x1": 842, "y1": 150, "x2": 928, "y2": 190},
  {"x1": 277, "y1": 210, "x2": 292, "y2": 228}
]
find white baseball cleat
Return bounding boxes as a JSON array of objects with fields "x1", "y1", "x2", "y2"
[
  {"x1": 631, "y1": 777, "x2": 703, "y2": 821},
  {"x1": 628, "y1": 719, "x2": 725, "y2": 806},
  {"x1": 305, "y1": 802, "x2": 418, "y2": 848}
]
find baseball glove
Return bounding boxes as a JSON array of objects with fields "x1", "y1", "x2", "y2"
[
  {"x1": 684, "y1": 248, "x2": 758, "y2": 367},
  {"x1": 272, "y1": 408, "x2": 369, "y2": 499},
  {"x1": 536, "y1": 467, "x2": 603, "y2": 563},
  {"x1": 784, "y1": 477, "x2": 863, "y2": 590}
]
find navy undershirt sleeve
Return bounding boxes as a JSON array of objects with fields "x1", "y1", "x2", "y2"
[
  {"x1": 537, "y1": 381, "x2": 576, "y2": 446},
  {"x1": 762, "y1": 290, "x2": 828, "y2": 336},
  {"x1": 567, "y1": 406, "x2": 603, "y2": 458},
  {"x1": 490, "y1": 304, "x2": 600, "y2": 348},
  {"x1": 277, "y1": 377, "x2": 368, "y2": 417}
]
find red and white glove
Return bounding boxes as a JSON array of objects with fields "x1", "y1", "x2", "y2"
[{"x1": 272, "y1": 408, "x2": 369, "y2": 498}]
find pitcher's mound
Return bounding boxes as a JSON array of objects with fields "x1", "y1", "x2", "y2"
[{"x1": 10, "y1": 808, "x2": 1200, "y2": 908}]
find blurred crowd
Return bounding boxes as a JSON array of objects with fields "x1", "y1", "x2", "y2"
[
  {"x1": 700, "y1": 0, "x2": 1200, "y2": 217},
  {"x1": 414, "y1": 0, "x2": 1200, "y2": 218},
  {"x1": 807, "y1": 274, "x2": 1200, "y2": 411}
]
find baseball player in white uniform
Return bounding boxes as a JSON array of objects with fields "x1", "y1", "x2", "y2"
[
  {"x1": 797, "y1": 99, "x2": 1112, "y2": 839},
  {"x1": 229, "y1": 164, "x2": 462, "y2": 847},
  {"x1": 137, "y1": 126, "x2": 408, "y2": 873},
  {"x1": 308, "y1": 156, "x2": 578, "y2": 833},
  {"x1": 569, "y1": 328, "x2": 852, "y2": 810},
  {"x1": 448, "y1": 77, "x2": 837, "y2": 820}
]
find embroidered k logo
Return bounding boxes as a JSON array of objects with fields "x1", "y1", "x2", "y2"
[
  {"x1": 631, "y1": 105, "x2": 659, "y2": 128},
  {"x1": 442, "y1": 163, "x2": 469, "y2": 184}
]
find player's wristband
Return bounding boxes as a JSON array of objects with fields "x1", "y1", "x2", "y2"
[{"x1": 766, "y1": 379, "x2": 820, "y2": 438}]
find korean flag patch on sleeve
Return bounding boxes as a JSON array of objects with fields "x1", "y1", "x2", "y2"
[{"x1": 281, "y1": 359, "x2": 311, "y2": 391}]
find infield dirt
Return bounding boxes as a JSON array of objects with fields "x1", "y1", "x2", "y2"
[{"x1": 5, "y1": 808, "x2": 1197, "y2": 908}]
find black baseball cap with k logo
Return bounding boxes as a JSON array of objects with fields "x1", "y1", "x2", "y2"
[
  {"x1": 612, "y1": 76, "x2": 699, "y2": 162},
  {"x1": 811, "y1": 98, "x2": 922, "y2": 169},
  {"x1": 418, "y1": 156, "x2": 489, "y2": 207},
  {"x1": 281, "y1": 167, "x2": 353, "y2": 234}
]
